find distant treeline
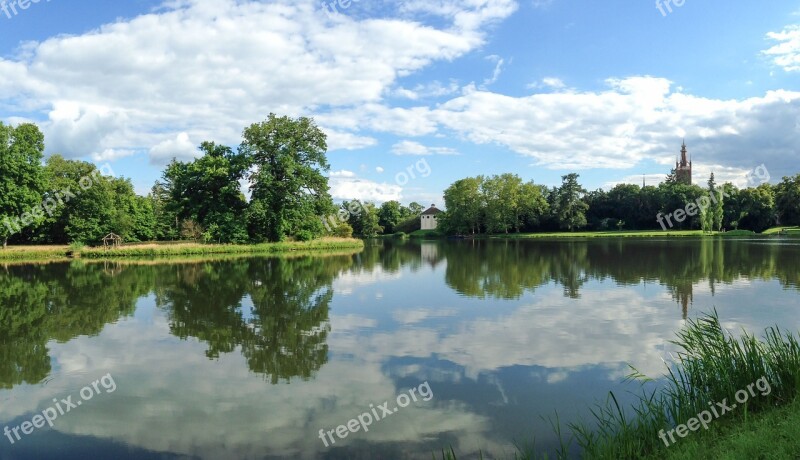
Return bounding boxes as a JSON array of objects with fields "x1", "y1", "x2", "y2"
[
  {"x1": 0, "y1": 115, "x2": 422, "y2": 247},
  {"x1": 437, "y1": 171, "x2": 800, "y2": 235},
  {"x1": 3, "y1": 116, "x2": 799, "y2": 246}
]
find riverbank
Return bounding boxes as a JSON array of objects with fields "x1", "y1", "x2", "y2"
[
  {"x1": 437, "y1": 310, "x2": 800, "y2": 459},
  {"x1": 571, "y1": 310, "x2": 800, "y2": 459},
  {"x1": 430, "y1": 227, "x2": 799, "y2": 239},
  {"x1": 0, "y1": 238, "x2": 364, "y2": 262}
]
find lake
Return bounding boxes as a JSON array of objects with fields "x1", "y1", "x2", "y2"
[{"x1": 1, "y1": 238, "x2": 799, "y2": 459}]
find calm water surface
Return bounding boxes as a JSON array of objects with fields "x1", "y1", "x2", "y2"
[{"x1": 1, "y1": 239, "x2": 799, "y2": 459}]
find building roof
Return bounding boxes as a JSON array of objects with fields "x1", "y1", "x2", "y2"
[{"x1": 421, "y1": 204, "x2": 443, "y2": 215}]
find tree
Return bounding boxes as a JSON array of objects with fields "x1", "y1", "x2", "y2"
[
  {"x1": 378, "y1": 201, "x2": 404, "y2": 234},
  {"x1": 554, "y1": 173, "x2": 588, "y2": 231},
  {"x1": 343, "y1": 200, "x2": 382, "y2": 238},
  {"x1": 242, "y1": 114, "x2": 333, "y2": 242},
  {"x1": 162, "y1": 142, "x2": 249, "y2": 243},
  {"x1": 407, "y1": 202, "x2": 424, "y2": 216},
  {"x1": 0, "y1": 123, "x2": 46, "y2": 248},
  {"x1": 775, "y1": 174, "x2": 800, "y2": 226},
  {"x1": 37, "y1": 156, "x2": 117, "y2": 244},
  {"x1": 441, "y1": 177, "x2": 484, "y2": 235},
  {"x1": 149, "y1": 181, "x2": 180, "y2": 241},
  {"x1": 737, "y1": 184, "x2": 776, "y2": 232}
]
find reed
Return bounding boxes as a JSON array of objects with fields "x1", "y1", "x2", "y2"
[{"x1": 571, "y1": 309, "x2": 800, "y2": 459}]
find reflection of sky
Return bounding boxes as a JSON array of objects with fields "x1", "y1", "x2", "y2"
[{"x1": 1, "y1": 242, "x2": 799, "y2": 459}]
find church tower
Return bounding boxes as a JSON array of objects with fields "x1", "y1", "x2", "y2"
[{"x1": 675, "y1": 140, "x2": 692, "y2": 185}]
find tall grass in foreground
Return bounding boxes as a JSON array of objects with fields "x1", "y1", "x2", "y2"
[
  {"x1": 436, "y1": 310, "x2": 800, "y2": 459},
  {"x1": 571, "y1": 310, "x2": 800, "y2": 459}
]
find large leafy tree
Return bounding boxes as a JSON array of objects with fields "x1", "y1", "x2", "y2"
[
  {"x1": 0, "y1": 123, "x2": 46, "y2": 248},
  {"x1": 242, "y1": 114, "x2": 333, "y2": 242},
  {"x1": 162, "y1": 142, "x2": 249, "y2": 243},
  {"x1": 441, "y1": 176, "x2": 484, "y2": 235},
  {"x1": 37, "y1": 156, "x2": 117, "y2": 244},
  {"x1": 378, "y1": 200, "x2": 404, "y2": 234},
  {"x1": 737, "y1": 184, "x2": 776, "y2": 232}
]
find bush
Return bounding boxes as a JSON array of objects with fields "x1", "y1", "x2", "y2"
[
  {"x1": 333, "y1": 222, "x2": 353, "y2": 238},
  {"x1": 392, "y1": 232, "x2": 408, "y2": 239},
  {"x1": 295, "y1": 230, "x2": 314, "y2": 241},
  {"x1": 394, "y1": 216, "x2": 421, "y2": 234}
]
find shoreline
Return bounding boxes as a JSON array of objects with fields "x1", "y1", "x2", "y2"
[{"x1": 0, "y1": 238, "x2": 364, "y2": 262}]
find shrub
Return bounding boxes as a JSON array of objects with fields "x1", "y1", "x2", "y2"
[
  {"x1": 295, "y1": 230, "x2": 314, "y2": 242},
  {"x1": 333, "y1": 222, "x2": 354, "y2": 238}
]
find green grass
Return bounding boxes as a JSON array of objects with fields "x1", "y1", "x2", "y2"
[
  {"x1": 0, "y1": 245, "x2": 71, "y2": 261},
  {"x1": 655, "y1": 397, "x2": 800, "y2": 460},
  {"x1": 570, "y1": 310, "x2": 800, "y2": 459},
  {"x1": 487, "y1": 230, "x2": 712, "y2": 239},
  {"x1": 0, "y1": 238, "x2": 364, "y2": 261},
  {"x1": 437, "y1": 310, "x2": 800, "y2": 459},
  {"x1": 762, "y1": 226, "x2": 799, "y2": 235}
]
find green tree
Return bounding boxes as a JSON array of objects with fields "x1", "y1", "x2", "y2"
[
  {"x1": 0, "y1": 123, "x2": 46, "y2": 248},
  {"x1": 38, "y1": 156, "x2": 117, "y2": 244},
  {"x1": 149, "y1": 181, "x2": 180, "y2": 241},
  {"x1": 343, "y1": 200, "x2": 382, "y2": 237},
  {"x1": 775, "y1": 174, "x2": 800, "y2": 226},
  {"x1": 554, "y1": 173, "x2": 588, "y2": 231},
  {"x1": 407, "y1": 202, "x2": 424, "y2": 216},
  {"x1": 738, "y1": 184, "x2": 776, "y2": 232},
  {"x1": 162, "y1": 142, "x2": 249, "y2": 243},
  {"x1": 242, "y1": 114, "x2": 333, "y2": 242},
  {"x1": 378, "y1": 200, "x2": 404, "y2": 234},
  {"x1": 441, "y1": 176, "x2": 484, "y2": 235}
]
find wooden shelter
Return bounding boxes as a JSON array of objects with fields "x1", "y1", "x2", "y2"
[{"x1": 102, "y1": 232, "x2": 122, "y2": 250}]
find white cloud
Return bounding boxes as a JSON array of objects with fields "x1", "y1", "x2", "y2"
[
  {"x1": 482, "y1": 55, "x2": 506, "y2": 87},
  {"x1": 149, "y1": 132, "x2": 200, "y2": 164},
  {"x1": 91, "y1": 148, "x2": 138, "y2": 162},
  {"x1": 391, "y1": 140, "x2": 459, "y2": 156},
  {"x1": 431, "y1": 77, "x2": 800, "y2": 173},
  {"x1": 329, "y1": 169, "x2": 357, "y2": 178},
  {"x1": 328, "y1": 173, "x2": 403, "y2": 202},
  {"x1": 764, "y1": 25, "x2": 800, "y2": 72},
  {"x1": 0, "y1": 0, "x2": 514, "y2": 163},
  {"x1": 375, "y1": 166, "x2": 385, "y2": 173}
]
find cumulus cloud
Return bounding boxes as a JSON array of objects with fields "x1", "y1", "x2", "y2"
[
  {"x1": 328, "y1": 171, "x2": 403, "y2": 202},
  {"x1": 149, "y1": 132, "x2": 200, "y2": 164},
  {"x1": 0, "y1": 0, "x2": 513, "y2": 163},
  {"x1": 764, "y1": 25, "x2": 800, "y2": 72},
  {"x1": 430, "y1": 77, "x2": 800, "y2": 175}
]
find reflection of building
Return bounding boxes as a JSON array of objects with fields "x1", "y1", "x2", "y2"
[
  {"x1": 421, "y1": 204, "x2": 442, "y2": 230},
  {"x1": 674, "y1": 140, "x2": 692, "y2": 185},
  {"x1": 420, "y1": 242, "x2": 440, "y2": 267}
]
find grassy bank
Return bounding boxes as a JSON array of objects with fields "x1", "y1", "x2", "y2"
[
  {"x1": 487, "y1": 230, "x2": 713, "y2": 238},
  {"x1": 0, "y1": 245, "x2": 71, "y2": 261},
  {"x1": 571, "y1": 310, "x2": 800, "y2": 459},
  {"x1": 475, "y1": 228, "x2": 799, "y2": 239},
  {"x1": 436, "y1": 311, "x2": 800, "y2": 459},
  {"x1": 0, "y1": 238, "x2": 364, "y2": 261}
]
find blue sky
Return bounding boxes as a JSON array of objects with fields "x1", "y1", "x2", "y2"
[{"x1": 1, "y1": 0, "x2": 798, "y2": 206}]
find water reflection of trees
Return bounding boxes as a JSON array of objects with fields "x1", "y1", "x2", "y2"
[
  {"x1": 0, "y1": 262, "x2": 151, "y2": 389},
  {"x1": 436, "y1": 239, "x2": 800, "y2": 314},
  {"x1": 0, "y1": 254, "x2": 355, "y2": 389},
  {"x1": 155, "y1": 255, "x2": 354, "y2": 384}
]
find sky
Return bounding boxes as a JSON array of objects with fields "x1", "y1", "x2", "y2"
[{"x1": 0, "y1": 0, "x2": 798, "y2": 207}]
